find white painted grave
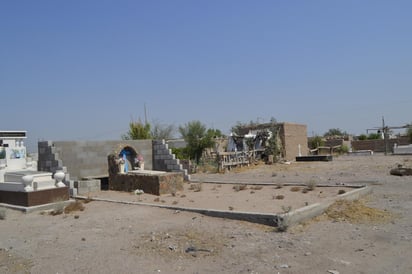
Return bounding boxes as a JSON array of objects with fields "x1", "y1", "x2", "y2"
[{"x1": 0, "y1": 131, "x2": 65, "y2": 192}]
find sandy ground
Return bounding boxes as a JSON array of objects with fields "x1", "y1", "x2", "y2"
[{"x1": 1, "y1": 154, "x2": 412, "y2": 274}]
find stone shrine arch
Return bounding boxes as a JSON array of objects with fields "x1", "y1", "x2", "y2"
[{"x1": 108, "y1": 144, "x2": 139, "y2": 175}]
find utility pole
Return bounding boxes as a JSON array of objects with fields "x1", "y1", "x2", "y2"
[{"x1": 382, "y1": 116, "x2": 388, "y2": 155}]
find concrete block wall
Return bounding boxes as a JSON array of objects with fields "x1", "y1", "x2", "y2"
[
  {"x1": 153, "y1": 140, "x2": 190, "y2": 180},
  {"x1": 38, "y1": 141, "x2": 71, "y2": 183},
  {"x1": 279, "y1": 123, "x2": 308, "y2": 161},
  {"x1": 351, "y1": 137, "x2": 409, "y2": 153},
  {"x1": 74, "y1": 179, "x2": 101, "y2": 195},
  {"x1": 38, "y1": 140, "x2": 152, "y2": 181}
]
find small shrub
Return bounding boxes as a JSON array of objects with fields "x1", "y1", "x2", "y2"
[
  {"x1": 172, "y1": 201, "x2": 178, "y2": 205},
  {"x1": 338, "y1": 189, "x2": 346, "y2": 195},
  {"x1": 281, "y1": 205, "x2": 292, "y2": 213},
  {"x1": 189, "y1": 183, "x2": 202, "y2": 192},
  {"x1": 272, "y1": 172, "x2": 277, "y2": 177},
  {"x1": 306, "y1": 180, "x2": 317, "y2": 191},
  {"x1": 275, "y1": 182, "x2": 284, "y2": 189},
  {"x1": 64, "y1": 201, "x2": 85, "y2": 214},
  {"x1": 339, "y1": 144, "x2": 349, "y2": 154},
  {"x1": 154, "y1": 197, "x2": 160, "y2": 202},
  {"x1": 180, "y1": 194, "x2": 186, "y2": 198},
  {"x1": 275, "y1": 195, "x2": 284, "y2": 200},
  {"x1": 83, "y1": 196, "x2": 93, "y2": 204},
  {"x1": 250, "y1": 185, "x2": 263, "y2": 190},
  {"x1": 134, "y1": 189, "x2": 144, "y2": 195},
  {"x1": 228, "y1": 206, "x2": 234, "y2": 211},
  {"x1": 302, "y1": 188, "x2": 308, "y2": 194},
  {"x1": 233, "y1": 184, "x2": 247, "y2": 191},
  {"x1": 290, "y1": 186, "x2": 301, "y2": 192},
  {"x1": 0, "y1": 208, "x2": 6, "y2": 220},
  {"x1": 276, "y1": 218, "x2": 289, "y2": 232}
]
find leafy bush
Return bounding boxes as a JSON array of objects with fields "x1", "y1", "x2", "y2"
[
  {"x1": 308, "y1": 136, "x2": 324, "y2": 149},
  {"x1": 407, "y1": 126, "x2": 412, "y2": 143},
  {"x1": 367, "y1": 133, "x2": 381, "y2": 140},
  {"x1": 337, "y1": 144, "x2": 349, "y2": 154}
]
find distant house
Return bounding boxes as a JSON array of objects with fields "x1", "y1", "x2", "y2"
[{"x1": 229, "y1": 122, "x2": 308, "y2": 161}]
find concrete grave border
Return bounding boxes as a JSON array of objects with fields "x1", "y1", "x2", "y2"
[{"x1": 75, "y1": 183, "x2": 372, "y2": 228}]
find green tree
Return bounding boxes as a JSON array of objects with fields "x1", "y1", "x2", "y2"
[
  {"x1": 207, "y1": 128, "x2": 224, "y2": 138},
  {"x1": 367, "y1": 133, "x2": 381, "y2": 140},
  {"x1": 324, "y1": 128, "x2": 347, "y2": 137},
  {"x1": 358, "y1": 134, "x2": 367, "y2": 140},
  {"x1": 122, "y1": 119, "x2": 152, "y2": 140},
  {"x1": 406, "y1": 125, "x2": 412, "y2": 143},
  {"x1": 308, "y1": 135, "x2": 325, "y2": 149},
  {"x1": 178, "y1": 121, "x2": 215, "y2": 164},
  {"x1": 231, "y1": 121, "x2": 248, "y2": 136}
]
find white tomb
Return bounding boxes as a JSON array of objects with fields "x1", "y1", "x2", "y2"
[{"x1": 0, "y1": 131, "x2": 65, "y2": 193}]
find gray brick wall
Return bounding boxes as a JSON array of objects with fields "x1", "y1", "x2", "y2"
[
  {"x1": 153, "y1": 140, "x2": 189, "y2": 180},
  {"x1": 38, "y1": 140, "x2": 152, "y2": 180}
]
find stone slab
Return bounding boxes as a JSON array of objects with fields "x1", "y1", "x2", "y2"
[{"x1": 296, "y1": 155, "x2": 333, "y2": 162}]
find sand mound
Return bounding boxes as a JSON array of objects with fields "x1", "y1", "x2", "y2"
[{"x1": 324, "y1": 199, "x2": 392, "y2": 224}]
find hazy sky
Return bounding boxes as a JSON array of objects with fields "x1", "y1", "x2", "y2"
[{"x1": 1, "y1": 1, "x2": 411, "y2": 152}]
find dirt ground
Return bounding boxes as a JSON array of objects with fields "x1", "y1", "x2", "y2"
[{"x1": 1, "y1": 154, "x2": 412, "y2": 274}]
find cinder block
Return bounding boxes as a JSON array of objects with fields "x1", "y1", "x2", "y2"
[
  {"x1": 70, "y1": 188, "x2": 78, "y2": 197},
  {"x1": 75, "y1": 179, "x2": 101, "y2": 195}
]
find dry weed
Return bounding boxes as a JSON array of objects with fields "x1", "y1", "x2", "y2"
[
  {"x1": 306, "y1": 179, "x2": 317, "y2": 191},
  {"x1": 324, "y1": 199, "x2": 393, "y2": 224},
  {"x1": 0, "y1": 208, "x2": 6, "y2": 220},
  {"x1": 189, "y1": 183, "x2": 202, "y2": 192},
  {"x1": 233, "y1": 184, "x2": 247, "y2": 191},
  {"x1": 64, "y1": 200, "x2": 85, "y2": 214},
  {"x1": 290, "y1": 186, "x2": 301, "y2": 192}
]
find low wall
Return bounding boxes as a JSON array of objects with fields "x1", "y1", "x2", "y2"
[
  {"x1": 39, "y1": 140, "x2": 153, "y2": 180},
  {"x1": 352, "y1": 137, "x2": 409, "y2": 153},
  {"x1": 109, "y1": 171, "x2": 184, "y2": 196}
]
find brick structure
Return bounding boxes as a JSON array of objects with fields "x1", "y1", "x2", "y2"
[
  {"x1": 351, "y1": 136, "x2": 410, "y2": 153},
  {"x1": 152, "y1": 140, "x2": 189, "y2": 180},
  {"x1": 38, "y1": 140, "x2": 152, "y2": 180},
  {"x1": 0, "y1": 187, "x2": 69, "y2": 207},
  {"x1": 279, "y1": 123, "x2": 308, "y2": 161},
  {"x1": 107, "y1": 153, "x2": 183, "y2": 195}
]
